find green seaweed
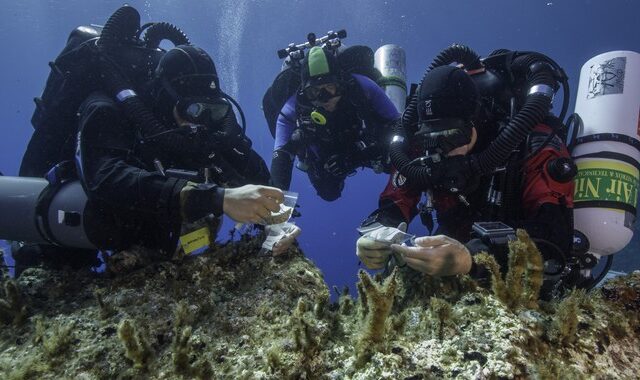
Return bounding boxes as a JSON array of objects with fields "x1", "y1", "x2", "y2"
[
  {"x1": 474, "y1": 229, "x2": 544, "y2": 311},
  {"x1": 549, "y1": 290, "x2": 580, "y2": 344},
  {"x1": 0, "y1": 237, "x2": 639, "y2": 379},
  {"x1": 42, "y1": 322, "x2": 75, "y2": 360},
  {"x1": 93, "y1": 288, "x2": 116, "y2": 320},
  {"x1": 171, "y1": 301, "x2": 213, "y2": 379},
  {"x1": 356, "y1": 268, "x2": 398, "y2": 367},
  {"x1": 117, "y1": 319, "x2": 153, "y2": 370},
  {"x1": 0, "y1": 280, "x2": 27, "y2": 326},
  {"x1": 337, "y1": 285, "x2": 355, "y2": 315},
  {"x1": 429, "y1": 297, "x2": 453, "y2": 340}
]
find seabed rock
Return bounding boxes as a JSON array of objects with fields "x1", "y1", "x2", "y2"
[{"x1": 0, "y1": 232, "x2": 639, "y2": 379}]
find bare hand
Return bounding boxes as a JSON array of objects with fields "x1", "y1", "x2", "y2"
[
  {"x1": 356, "y1": 236, "x2": 392, "y2": 269},
  {"x1": 391, "y1": 235, "x2": 472, "y2": 277},
  {"x1": 272, "y1": 224, "x2": 302, "y2": 256},
  {"x1": 223, "y1": 185, "x2": 284, "y2": 224},
  {"x1": 356, "y1": 222, "x2": 407, "y2": 269}
]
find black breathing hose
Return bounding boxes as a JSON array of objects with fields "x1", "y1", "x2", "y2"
[
  {"x1": 476, "y1": 53, "x2": 556, "y2": 171},
  {"x1": 99, "y1": 60, "x2": 197, "y2": 160},
  {"x1": 565, "y1": 113, "x2": 583, "y2": 153},
  {"x1": 222, "y1": 92, "x2": 247, "y2": 134},
  {"x1": 428, "y1": 44, "x2": 483, "y2": 71},
  {"x1": 143, "y1": 22, "x2": 190, "y2": 49},
  {"x1": 97, "y1": 6, "x2": 141, "y2": 47},
  {"x1": 475, "y1": 95, "x2": 551, "y2": 173}
]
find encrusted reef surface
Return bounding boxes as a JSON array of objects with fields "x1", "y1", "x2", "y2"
[{"x1": 1, "y1": 231, "x2": 640, "y2": 379}]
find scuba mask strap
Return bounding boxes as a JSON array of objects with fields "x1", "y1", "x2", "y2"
[{"x1": 220, "y1": 91, "x2": 247, "y2": 135}]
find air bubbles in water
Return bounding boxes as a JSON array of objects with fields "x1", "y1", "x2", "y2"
[{"x1": 216, "y1": 0, "x2": 250, "y2": 99}]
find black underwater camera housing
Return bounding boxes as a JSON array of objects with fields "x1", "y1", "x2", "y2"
[
  {"x1": 277, "y1": 29, "x2": 347, "y2": 61},
  {"x1": 471, "y1": 221, "x2": 516, "y2": 246}
]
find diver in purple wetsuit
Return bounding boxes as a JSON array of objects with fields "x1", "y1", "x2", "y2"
[{"x1": 270, "y1": 46, "x2": 400, "y2": 201}]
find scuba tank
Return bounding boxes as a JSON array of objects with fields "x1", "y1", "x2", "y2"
[
  {"x1": 571, "y1": 50, "x2": 640, "y2": 257},
  {"x1": 0, "y1": 169, "x2": 97, "y2": 249},
  {"x1": 374, "y1": 44, "x2": 407, "y2": 113}
]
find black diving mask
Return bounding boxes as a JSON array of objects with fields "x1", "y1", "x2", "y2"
[
  {"x1": 414, "y1": 118, "x2": 474, "y2": 155},
  {"x1": 176, "y1": 97, "x2": 231, "y2": 125},
  {"x1": 303, "y1": 83, "x2": 342, "y2": 103}
]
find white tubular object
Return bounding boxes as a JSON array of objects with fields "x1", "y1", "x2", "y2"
[
  {"x1": 374, "y1": 44, "x2": 407, "y2": 113},
  {"x1": 572, "y1": 50, "x2": 640, "y2": 256}
]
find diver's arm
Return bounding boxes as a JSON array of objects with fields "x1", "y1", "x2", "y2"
[
  {"x1": 351, "y1": 74, "x2": 401, "y2": 164},
  {"x1": 359, "y1": 168, "x2": 422, "y2": 230},
  {"x1": 269, "y1": 96, "x2": 297, "y2": 191},
  {"x1": 270, "y1": 149, "x2": 295, "y2": 191},
  {"x1": 352, "y1": 74, "x2": 401, "y2": 121}
]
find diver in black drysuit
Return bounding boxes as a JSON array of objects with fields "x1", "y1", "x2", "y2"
[{"x1": 14, "y1": 44, "x2": 278, "y2": 274}]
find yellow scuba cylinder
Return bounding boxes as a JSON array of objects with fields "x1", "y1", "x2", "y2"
[{"x1": 572, "y1": 50, "x2": 640, "y2": 256}]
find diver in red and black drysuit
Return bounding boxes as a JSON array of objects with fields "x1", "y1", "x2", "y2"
[{"x1": 357, "y1": 48, "x2": 577, "y2": 296}]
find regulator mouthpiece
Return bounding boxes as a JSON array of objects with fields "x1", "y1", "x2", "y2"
[{"x1": 310, "y1": 110, "x2": 327, "y2": 125}]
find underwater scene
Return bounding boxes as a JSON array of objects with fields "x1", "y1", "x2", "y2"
[{"x1": 0, "y1": 0, "x2": 639, "y2": 378}]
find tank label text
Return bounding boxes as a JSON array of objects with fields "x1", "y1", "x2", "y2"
[{"x1": 574, "y1": 160, "x2": 638, "y2": 208}]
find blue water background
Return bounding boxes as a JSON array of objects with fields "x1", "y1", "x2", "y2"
[{"x1": 1, "y1": 0, "x2": 639, "y2": 296}]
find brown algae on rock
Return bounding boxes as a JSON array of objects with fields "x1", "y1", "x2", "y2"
[{"x1": 0, "y1": 231, "x2": 639, "y2": 379}]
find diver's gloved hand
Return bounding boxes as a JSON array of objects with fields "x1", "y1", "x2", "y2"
[
  {"x1": 356, "y1": 222, "x2": 407, "y2": 269},
  {"x1": 223, "y1": 184, "x2": 284, "y2": 224},
  {"x1": 391, "y1": 234, "x2": 473, "y2": 277},
  {"x1": 324, "y1": 154, "x2": 355, "y2": 177},
  {"x1": 431, "y1": 155, "x2": 479, "y2": 194}
]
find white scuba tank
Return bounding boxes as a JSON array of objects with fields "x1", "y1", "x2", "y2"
[
  {"x1": 374, "y1": 44, "x2": 407, "y2": 113},
  {"x1": 572, "y1": 50, "x2": 640, "y2": 256}
]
